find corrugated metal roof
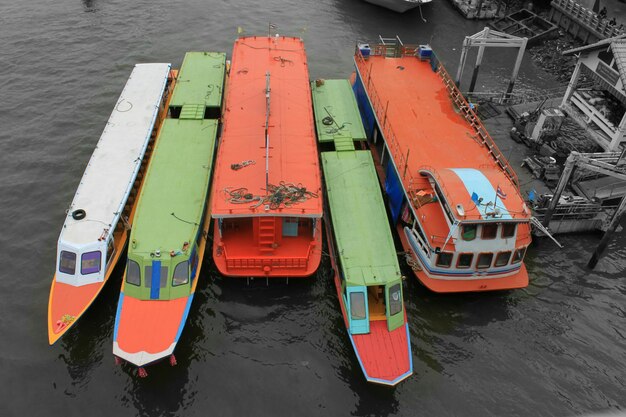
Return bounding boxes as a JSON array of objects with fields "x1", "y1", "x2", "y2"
[{"x1": 611, "y1": 40, "x2": 626, "y2": 87}]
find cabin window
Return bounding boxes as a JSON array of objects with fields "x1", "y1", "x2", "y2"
[
  {"x1": 59, "y1": 251, "x2": 76, "y2": 274},
  {"x1": 598, "y1": 49, "x2": 613, "y2": 65},
  {"x1": 81, "y1": 251, "x2": 101, "y2": 275},
  {"x1": 495, "y1": 251, "x2": 512, "y2": 267},
  {"x1": 388, "y1": 284, "x2": 402, "y2": 316},
  {"x1": 511, "y1": 247, "x2": 527, "y2": 264},
  {"x1": 144, "y1": 266, "x2": 168, "y2": 288},
  {"x1": 349, "y1": 292, "x2": 366, "y2": 320},
  {"x1": 477, "y1": 253, "x2": 493, "y2": 269},
  {"x1": 126, "y1": 260, "x2": 141, "y2": 286},
  {"x1": 173, "y1": 261, "x2": 189, "y2": 286},
  {"x1": 481, "y1": 224, "x2": 498, "y2": 239},
  {"x1": 282, "y1": 217, "x2": 298, "y2": 237},
  {"x1": 436, "y1": 252, "x2": 453, "y2": 268},
  {"x1": 462, "y1": 224, "x2": 477, "y2": 241},
  {"x1": 502, "y1": 223, "x2": 516, "y2": 238},
  {"x1": 457, "y1": 253, "x2": 473, "y2": 269}
]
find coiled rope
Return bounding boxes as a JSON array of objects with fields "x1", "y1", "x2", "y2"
[{"x1": 224, "y1": 181, "x2": 318, "y2": 209}]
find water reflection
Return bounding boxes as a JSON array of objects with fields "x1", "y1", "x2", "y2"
[
  {"x1": 58, "y1": 265, "x2": 123, "y2": 384},
  {"x1": 82, "y1": 0, "x2": 99, "y2": 12}
]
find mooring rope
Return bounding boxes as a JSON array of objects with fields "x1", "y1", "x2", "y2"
[{"x1": 224, "y1": 181, "x2": 318, "y2": 209}]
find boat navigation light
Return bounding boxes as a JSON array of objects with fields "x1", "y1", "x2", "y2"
[{"x1": 456, "y1": 204, "x2": 465, "y2": 216}]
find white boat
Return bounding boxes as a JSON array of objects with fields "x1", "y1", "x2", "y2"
[
  {"x1": 364, "y1": 0, "x2": 432, "y2": 13},
  {"x1": 48, "y1": 63, "x2": 173, "y2": 344}
]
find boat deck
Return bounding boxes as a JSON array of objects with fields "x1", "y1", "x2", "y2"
[
  {"x1": 311, "y1": 79, "x2": 366, "y2": 143},
  {"x1": 210, "y1": 36, "x2": 322, "y2": 218},
  {"x1": 351, "y1": 321, "x2": 412, "y2": 385},
  {"x1": 355, "y1": 52, "x2": 529, "y2": 240},
  {"x1": 130, "y1": 118, "x2": 217, "y2": 264},
  {"x1": 169, "y1": 52, "x2": 225, "y2": 110},
  {"x1": 321, "y1": 151, "x2": 400, "y2": 285}
]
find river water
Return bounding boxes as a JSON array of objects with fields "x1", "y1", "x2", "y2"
[{"x1": 1, "y1": 0, "x2": 625, "y2": 415}]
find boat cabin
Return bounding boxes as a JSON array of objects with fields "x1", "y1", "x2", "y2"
[
  {"x1": 124, "y1": 239, "x2": 200, "y2": 300},
  {"x1": 56, "y1": 238, "x2": 109, "y2": 286},
  {"x1": 398, "y1": 167, "x2": 532, "y2": 275},
  {"x1": 345, "y1": 281, "x2": 404, "y2": 334},
  {"x1": 562, "y1": 36, "x2": 626, "y2": 151}
]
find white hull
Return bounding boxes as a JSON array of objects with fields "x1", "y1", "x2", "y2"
[{"x1": 363, "y1": 0, "x2": 431, "y2": 13}]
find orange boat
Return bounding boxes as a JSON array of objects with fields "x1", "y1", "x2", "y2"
[
  {"x1": 353, "y1": 39, "x2": 532, "y2": 293},
  {"x1": 210, "y1": 36, "x2": 323, "y2": 279}
]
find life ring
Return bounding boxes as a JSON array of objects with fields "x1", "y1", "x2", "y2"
[{"x1": 72, "y1": 209, "x2": 86, "y2": 220}]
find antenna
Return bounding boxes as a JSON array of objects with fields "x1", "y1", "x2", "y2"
[{"x1": 265, "y1": 71, "x2": 271, "y2": 194}]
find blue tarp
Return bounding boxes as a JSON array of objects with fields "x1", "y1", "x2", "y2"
[
  {"x1": 352, "y1": 74, "x2": 376, "y2": 139},
  {"x1": 150, "y1": 260, "x2": 161, "y2": 300},
  {"x1": 385, "y1": 161, "x2": 404, "y2": 223}
]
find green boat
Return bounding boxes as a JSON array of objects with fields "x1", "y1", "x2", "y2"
[
  {"x1": 113, "y1": 52, "x2": 226, "y2": 375},
  {"x1": 313, "y1": 79, "x2": 413, "y2": 385}
]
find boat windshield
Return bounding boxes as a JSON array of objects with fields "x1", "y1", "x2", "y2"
[
  {"x1": 126, "y1": 260, "x2": 140, "y2": 286},
  {"x1": 59, "y1": 251, "x2": 76, "y2": 275},
  {"x1": 349, "y1": 291, "x2": 366, "y2": 320},
  {"x1": 81, "y1": 251, "x2": 101, "y2": 275},
  {"x1": 388, "y1": 284, "x2": 402, "y2": 316},
  {"x1": 172, "y1": 261, "x2": 189, "y2": 286}
]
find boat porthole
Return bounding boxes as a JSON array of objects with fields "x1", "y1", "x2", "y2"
[{"x1": 72, "y1": 209, "x2": 86, "y2": 220}]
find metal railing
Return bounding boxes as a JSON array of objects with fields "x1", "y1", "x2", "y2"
[
  {"x1": 551, "y1": 0, "x2": 624, "y2": 39},
  {"x1": 355, "y1": 42, "x2": 530, "y2": 212}
]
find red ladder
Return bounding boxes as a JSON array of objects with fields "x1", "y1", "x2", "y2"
[{"x1": 258, "y1": 217, "x2": 276, "y2": 254}]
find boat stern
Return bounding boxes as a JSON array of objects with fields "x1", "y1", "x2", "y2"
[{"x1": 349, "y1": 321, "x2": 413, "y2": 386}]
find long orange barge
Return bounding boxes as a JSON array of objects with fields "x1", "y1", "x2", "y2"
[{"x1": 210, "y1": 36, "x2": 323, "y2": 278}]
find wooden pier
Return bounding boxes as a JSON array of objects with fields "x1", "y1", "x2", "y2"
[{"x1": 549, "y1": 0, "x2": 624, "y2": 44}]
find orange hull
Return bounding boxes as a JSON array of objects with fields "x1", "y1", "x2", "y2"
[
  {"x1": 396, "y1": 223, "x2": 528, "y2": 293},
  {"x1": 47, "y1": 230, "x2": 126, "y2": 344},
  {"x1": 113, "y1": 295, "x2": 191, "y2": 366}
]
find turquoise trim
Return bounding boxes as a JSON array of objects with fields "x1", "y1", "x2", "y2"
[
  {"x1": 450, "y1": 168, "x2": 512, "y2": 220},
  {"x1": 113, "y1": 292, "x2": 124, "y2": 341},
  {"x1": 347, "y1": 286, "x2": 369, "y2": 334},
  {"x1": 174, "y1": 294, "x2": 194, "y2": 342}
]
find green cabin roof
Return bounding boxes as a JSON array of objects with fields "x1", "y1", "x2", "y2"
[
  {"x1": 130, "y1": 118, "x2": 217, "y2": 260},
  {"x1": 311, "y1": 79, "x2": 367, "y2": 143},
  {"x1": 321, "y1": 150, "x2": 401, "y2": 287},
  {"x1": 170, "y1": 52, "x2": 226, "y2": 109}
]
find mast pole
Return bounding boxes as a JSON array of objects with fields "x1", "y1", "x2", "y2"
[{"x1": 265, "y1": 71, "x2": 271, "y2": 195}]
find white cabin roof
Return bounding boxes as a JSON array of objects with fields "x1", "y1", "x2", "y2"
[{"x1": 59, "y1": 63, "x2": 171, "y2": 247}]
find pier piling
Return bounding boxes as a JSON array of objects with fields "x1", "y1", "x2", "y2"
[{"x1": 588, "y1": 195, "x2": 626, "y2": 268}]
